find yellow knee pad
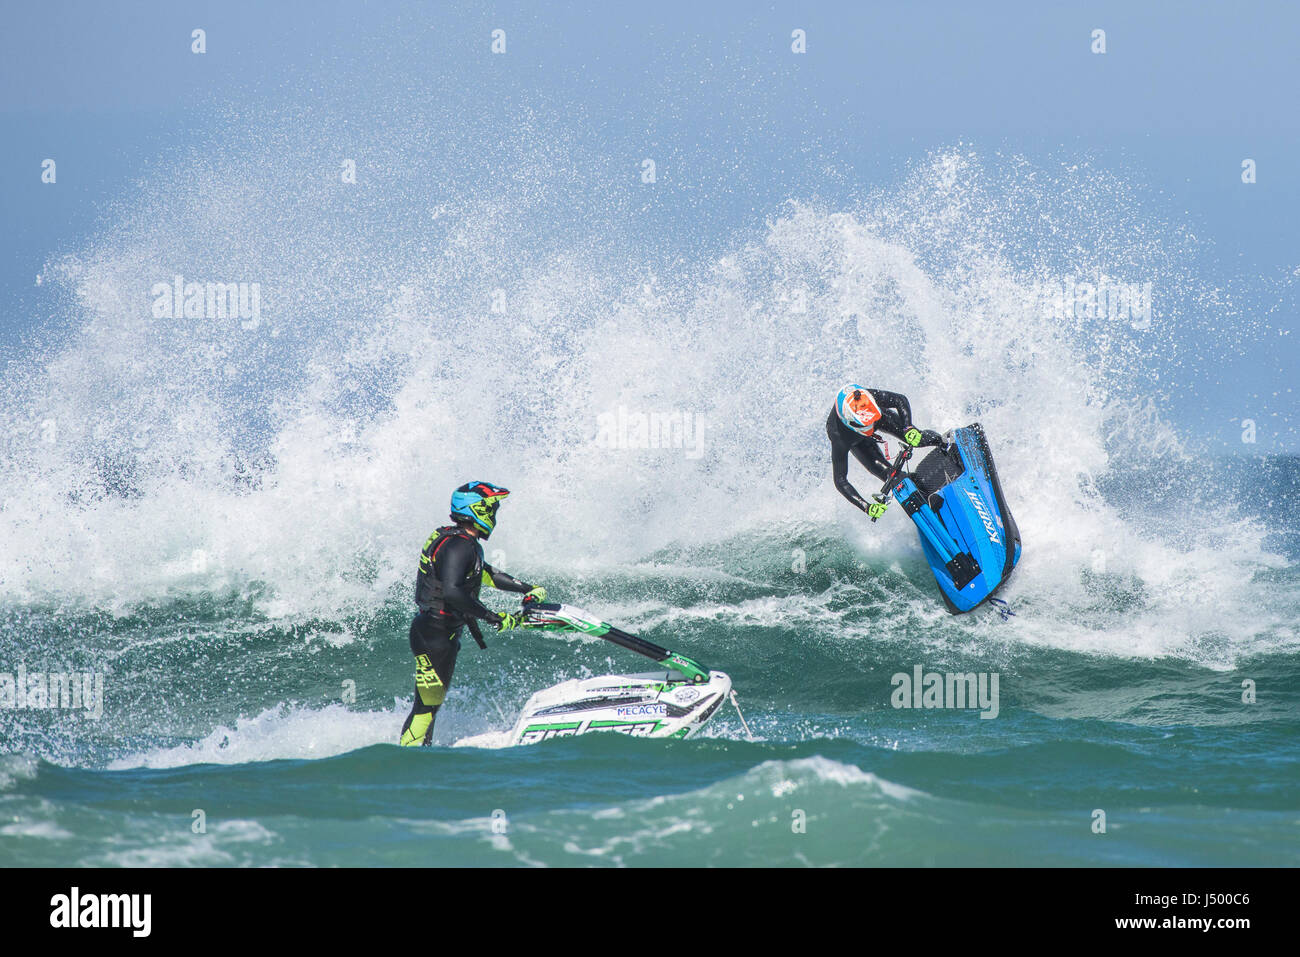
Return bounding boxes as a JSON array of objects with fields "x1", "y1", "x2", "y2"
[{"x1": 399, "y1": 711, "x2": 433, "y2": 747}]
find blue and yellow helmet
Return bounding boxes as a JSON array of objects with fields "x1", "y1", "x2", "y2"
[{"x1": 450, "y1": 481, "x2": 511, "y2": 537}]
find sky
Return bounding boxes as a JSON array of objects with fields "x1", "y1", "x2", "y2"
[{"x1": 2, "y1": 0, "x2": 1297, "y2": 452}]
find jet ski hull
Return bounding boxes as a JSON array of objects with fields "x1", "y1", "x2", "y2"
[
  {"x1": 507, "y1": 670, "x2": 732, "y2": 746},
  {"x1": 891, "y1": 422, "x2": 1021, "y2": 613}
]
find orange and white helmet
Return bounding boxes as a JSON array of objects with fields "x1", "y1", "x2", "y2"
[{"x1": 836, "y1": 385, "x2": 882, "y2": 437}]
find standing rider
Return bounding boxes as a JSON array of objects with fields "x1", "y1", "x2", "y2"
[
  {"x1": 398, "y1": 481, "x2": 546, "y2": 747},
  {"x1": 827, "y1": 385, "x2": 945, "y2": 519}
]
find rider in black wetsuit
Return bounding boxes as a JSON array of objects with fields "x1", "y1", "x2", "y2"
[
  {"x1": 398, "y1": 481, "x2": 546, "y2": 747},
  {"x1": 827, "y1": 385, "x2": 945, "y2": 518}
]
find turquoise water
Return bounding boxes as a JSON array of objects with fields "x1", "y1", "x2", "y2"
[{"x1": 2, "y1": 523, "x2": 1297, "y2": 866}]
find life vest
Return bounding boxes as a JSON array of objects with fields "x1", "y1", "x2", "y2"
[
  {"x1": 418, "y1": 525, "x2": 479, "y2": 582},
  {"x1": 415, "y1": 525, "x2": 489, "y2": 646}
]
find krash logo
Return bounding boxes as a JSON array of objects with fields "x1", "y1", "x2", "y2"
[{"x1": 964, "y1": 488, "x2": 1001, "y2": 545}]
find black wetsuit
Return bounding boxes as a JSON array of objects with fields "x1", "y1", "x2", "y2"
[
  {"x1": 398, "y1": 523, "x2": 534, "y2": 746},
  {"x1": 827, "y1": 389, "x2": 944, "y2": 512}
]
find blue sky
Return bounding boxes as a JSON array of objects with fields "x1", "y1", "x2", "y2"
[{"x1": 3, "y1": 0, "x2": 1297, "y2": 451}]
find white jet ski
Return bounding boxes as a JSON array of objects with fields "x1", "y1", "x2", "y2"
[{"x1": 463, "y1": 602, "x2": 741, "y2": 747}]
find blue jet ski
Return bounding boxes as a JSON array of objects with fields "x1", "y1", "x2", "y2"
[{"x1": 873, "y1": 423, "x2": 1021, "y2": 613}]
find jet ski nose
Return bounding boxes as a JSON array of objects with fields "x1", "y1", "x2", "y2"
[{"x1": 705, "y1": 671, "x2": 732, "y2": 695}]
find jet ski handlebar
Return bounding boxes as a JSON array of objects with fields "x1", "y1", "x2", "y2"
[
  {"x1": 516, "y1": 598, "x2": 711, "y2": 683},
  {"x1": 885, "y1": 443, "x2": 914, "y2": 480},
  {"x1": 869, "y1": 444, "x2": 914, "y2": 523},
  {"x1": 880, "y1": 444, "x2": 915, "y2": 492}
]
